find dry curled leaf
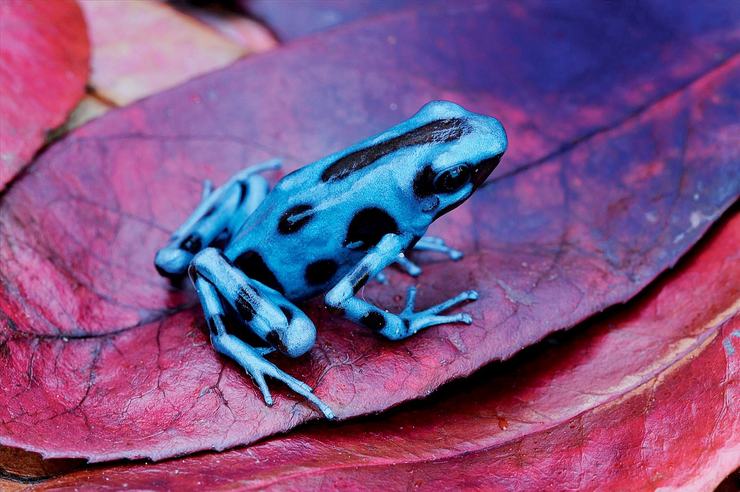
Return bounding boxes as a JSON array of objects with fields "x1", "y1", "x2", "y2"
[{"x1": 78, "y1": 0, "x2": 246, "y2": 106}]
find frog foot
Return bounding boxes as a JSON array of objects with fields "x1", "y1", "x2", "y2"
[
  {"x1": 240, "y1": 352, "x2": 335, "y2": 419},
  {"x1": 399, "y1": 286, "x2": 478, "y2": 335}
]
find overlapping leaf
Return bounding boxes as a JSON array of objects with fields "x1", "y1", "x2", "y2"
[
  {"x1": 78, "y1": 0, "x2": 246, "y2": 106},
  {"x1": 246, "y1": 0, "x2": 429, "y2": 40},
  {"x1": 0, "y1": 0, "x2": 737, "y2": 461},
  {"x1": 63, "y1": 1, "x2": 276, "y2": 133},
  {"x1": 0, "y1": 0, "x2": 89, "y2": 189},
  {"x1": 29, "y1": 210, "x2": 740, "y2": 491}
]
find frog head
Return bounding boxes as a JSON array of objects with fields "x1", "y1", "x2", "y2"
[{"x1": 408, "y1": 100, "x2": 507, "y2": 220}]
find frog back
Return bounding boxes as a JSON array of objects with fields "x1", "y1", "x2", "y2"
[{"x1": 224, "y1": 165, "x2": 429, "y2": 301}]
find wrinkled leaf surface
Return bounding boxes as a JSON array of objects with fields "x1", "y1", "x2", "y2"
[
  {"x1": 29, "y1": 211, "x2": 740, "y2": 490},
  {"x1": 0, "y1": 0, "x2": 738, "y2": 461}
]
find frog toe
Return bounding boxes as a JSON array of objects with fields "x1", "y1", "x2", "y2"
[
  {"x1": 399, "y1": 287, "x2": 478, "y2": 335},
  {"x1": 413, "y1": 235, "x2": 464, "y2": 261},
  {"x1": 395, "y1": 255, "x2": 422, "y2": 277}
]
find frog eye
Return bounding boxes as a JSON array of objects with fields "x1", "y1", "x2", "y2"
[{"x1": 434, "y1": 165, "x2": 471, "y2": 193}]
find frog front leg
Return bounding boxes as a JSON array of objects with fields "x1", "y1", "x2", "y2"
[
  {"x1": 326, "y1": 234, "x2": 478, "y2": 340},
  {"x1": 155, "y1": 159, "x2": 281, "y2": 279},
  {"x1": 189, "y1": 248, "x2": 335, "y2": 419}
]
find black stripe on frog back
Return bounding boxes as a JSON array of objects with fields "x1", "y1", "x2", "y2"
[{"x1": 321, "y1": 118, "x2": 470, "y2": 182}]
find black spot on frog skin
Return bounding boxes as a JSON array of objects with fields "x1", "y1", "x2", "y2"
[
  {"x1": 236, "y1": 182, "x2": 249, "y2": 205},
  {"x1": 353, "y1": 272, "x2": 370, "y2": 294},
  {"x1": 413, "y1": 164, "x2": 436, "y2": 198},
  {"x1": 233, "y1": 250, "x2": 285, "y2": 294},
  {"x1": 305, "y1": 259, "x2": 339, "y2": 285},
  {"x1": 344, "y1": 207, "x2": 399, "y2": 250},
  {"x1": 210, "y1": 229, "x2": 232, "y2": 250},
  {"x1": 321, "y1": 118, "x2": 471, "y2": 182},
  {"x1": 278, "y1": 204, "x2": 314, "y2": 234},
  {"x1": 266, "y1": 331, "x2": 287, "y2": 353},
  {"x1": 360, "y1": 311, "x2": 386, "y2": 331},
  {"x1": 180, "y1": 234, "x2": 202, "y2": 253},
  {"x1": 279, "y1": 306, "x2": 293, "y2": 323},
  {"x1": 235, "y1": 288, "x2": 255, "y2": 321}
]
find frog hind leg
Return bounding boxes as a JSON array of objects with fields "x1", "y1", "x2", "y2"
[
  {"x1": 155, "y1": 159, "x2": 281, "y2": 279},
  {"x1": 189, "y1": 247, "x2": 335, "y2": 419},
  {"x1": 326, "y1": 233, "x2": 477, "y2": 340}
]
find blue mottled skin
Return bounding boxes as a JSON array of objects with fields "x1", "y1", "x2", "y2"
[{"x1": 155, "y1": 101, "x2": 507, "y2": 418}]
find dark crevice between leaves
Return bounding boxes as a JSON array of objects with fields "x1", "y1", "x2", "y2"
[
  {"x1": 1, "y1": 203, "x2": 736, "y2": 485},
  {"x1": 168, "y1": 0, "x2": 284, "y2": 44},
  {"x1": 0, "y1": 445, "x2": 85, "y2": 484},
  {"x1": 715, "y1": 469, "x2": 740, "y2": 492},
  {"x1": 169, "y1": 0, "x2": 248, "y2": 16},
  {"x1": 0, "y1": 136, "x2": 53, "y2": 205},
  {"x1": 84, "y1": 86, "x2": 118, "y2": 108},
  {"x1": 0, "y1": 470, "x2": 48, "y2": 485},
  {"x1": 0, "y1": 87, "x2": 99, "y2": 205}
]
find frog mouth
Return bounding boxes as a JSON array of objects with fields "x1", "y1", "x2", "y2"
[{"x1": 471, "y1": 153, "x2": 504, "y2": 189}]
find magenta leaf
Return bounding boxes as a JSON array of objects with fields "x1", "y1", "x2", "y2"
[{"x1": 0, "y1": 0, "x2": 737, "y2": 461}]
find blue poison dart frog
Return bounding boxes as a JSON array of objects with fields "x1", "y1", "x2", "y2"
[{"x1": 155, "y1": 101, "x2": 507, "y2": 418}]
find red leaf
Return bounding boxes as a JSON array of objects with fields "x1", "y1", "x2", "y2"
[
  {"x1": 0, "y1": 1, "x2": 738, "y2": 461},
  {"x1": 26, "y1": 207, "x2": 740, "y2": 490},
  {"x1": 78, "y1": 0, "x2": 246, "y2": 106},
  {"x1": 0, "y1": 0, "x2": 89, "y2": 189}
]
